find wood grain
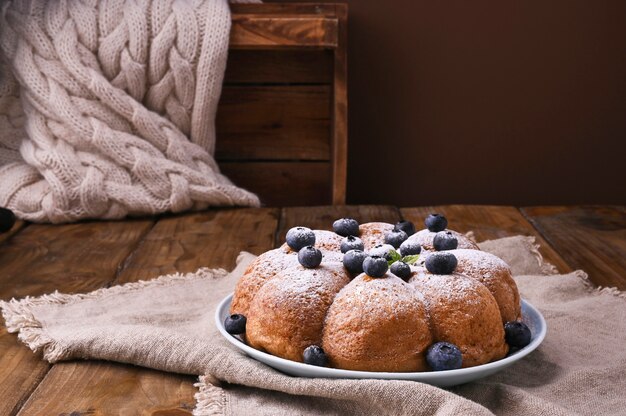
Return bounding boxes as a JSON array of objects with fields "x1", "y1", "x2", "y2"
[
  {"x1": 0, "y1": 220, "x2": 154, "y2": 300},
  {"x1": 220, "y1": 162, "x2": 332, "y2": 206},
  {"x1": 230, "y1": 15, "x2": 338, "y2": 49},
  {"x1": 276, "y1": 205, "x2": 401, "y2": 245},
  {"x1": 216, "y1": 86, "x2": 331, "y2": 161},
  {"x1": 0, "y1": 220, "x2": 153, "y2": 416},
  {"x1": 16, "y1": 208, "x2": 280, "y2": 416},
  {"x1": 224, "y1": 49, "x2": 333, "y2": 84},
  {"x1": 522, "y1": 205, "x2": 626, "y2": 289},
  {"x1": 331, "y1": 4, "x2": 348, "y2": 204},
  {"x1": 16, "y1": 361, "x2": 197, "y2": 416},
  {"x1": 115, "y1": 208, "x2": 280, "y2": 283},
  {"x1": 400, "y1": 205, "x2": 572, "y2": 273},
  {"x1": 231, "y1": 3, "x2": 340, "y2": 16},
  {"x1": 0, "y1": 327, "x2": 49, "y2": 416}
]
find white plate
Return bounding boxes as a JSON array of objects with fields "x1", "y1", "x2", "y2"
[{"x1": 216, "y1": 295, "x2": 546, "y2": 387}]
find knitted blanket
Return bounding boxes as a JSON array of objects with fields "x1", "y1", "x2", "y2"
[{"x1": 0, "y1": 0, "x2": 260, "y2": 223}]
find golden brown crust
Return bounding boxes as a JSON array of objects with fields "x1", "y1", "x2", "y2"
[
  {"x1": 322, "y1": 273, "x2": 433, "y2": 372},
  {"x1": 359, "y1": 222, "x2": 395, "y2": 250},
  {"x1": 246, "y1": 263, "x2": 350, "y2": 362},
  {"x1": 409, "y1": 271, "x2": 509, "y2": 367},
  {"x1": 280, "y1": 230, "x2": 344, "y2": 253},
  {"x1": 230, "y1": 247, "x2": 299, "y2": 317},
  {"x1": 452, "y1": 249, "x2": 522, "y2": 322},
  {"x1": 232, "y1": 234, "x2": 344, "y2": 317}
]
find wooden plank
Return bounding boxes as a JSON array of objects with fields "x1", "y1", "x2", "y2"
[
  {"x1": 230, "y1": 15, "x2": 338, "y2": 49},
  {"x1": 0, "y1": 221, "x2": 154, "y2": 300},
  {"x1": 216, "y1": 86, "x2": 331, "y2": 161},
  {"x1": 16, "y1": 361, "x2": 197, "y2": 416},
  {"x1": 400, "y1": 205, "x2": 572, "y2": 274},
  {"x1": 17, "y1": 209, "x2": 280, "y2": 416},
  {"x1": 230, "y1": 4, "x2": 339, "y2": 17},
  {"x1": 220, "y1": 162, "x2": 332, "y2": 206},
  {"x1": 224, "y1": 49, "x2": 333, "y2": 84},
  {"x1": 276, "y1": 205, "x2": 401, "y2": 244},
  {"x1": 522, "y1": 205, "x2": 626, "y2": 289},
  {"x1": 228, "y1": 3, "x2": 341, "y2": 53},
  {"x1": 331, "y1": 4, "x2": 348, "y2": 204},
  {"x1": 0, "y1": 327, "x2": 49, "y2": 416},
  {"x1": 0, "y1": 220, "x2": 154, "y2": 416},
  {"x1": 115, "y1": 208, "x2": 280, "y2": 282}
]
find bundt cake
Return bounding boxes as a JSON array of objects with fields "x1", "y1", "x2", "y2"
[{"x1": 226, "y1": 214, "x2": 531, "y2": 372}]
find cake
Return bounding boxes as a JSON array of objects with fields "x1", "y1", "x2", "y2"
[
  {"x1": 246, "y1": 263, "x2": 350, "y2": 362},
  {"x1": 358, "y1": 222, "x2": 395, "y2": 250},
  {"x1": 408, "y1": 270, "x2": 508, "y2": 367},
  {"x1": 442, "y1": 249, "x2": 521, "y2": 323},
  {"x1": 407, "y1": 229, "x2": 479, "y2": 251},
  {"x1": 227, "y1": 214, "x2": 531, "y2": 372},
  {"x1": 322, "y1": 272, "x2": 433, "y2": 371},
  {"x1": 231, "y1": 230, "x2": 343, "y2": 317}
]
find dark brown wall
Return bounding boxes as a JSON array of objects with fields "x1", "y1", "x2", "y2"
[{"x1": 278, "y1": 1, "x2": 626, "y2": 206}]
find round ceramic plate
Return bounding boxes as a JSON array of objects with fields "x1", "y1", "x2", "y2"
[{"x1": 216, "y1": 295, "x2": 546, "y2": 387}]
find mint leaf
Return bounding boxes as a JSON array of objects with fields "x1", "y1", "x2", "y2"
[
  {"x1": 386, "y1": 249, "x2": 402, "y2": 266},
  {"x1": 402, "y1": 254, "x2": 420, "y2": 265}
]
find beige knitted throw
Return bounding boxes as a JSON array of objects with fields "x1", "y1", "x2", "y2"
[{"x1": 0, "y1": 0, "x2": 259, "y2": 223}]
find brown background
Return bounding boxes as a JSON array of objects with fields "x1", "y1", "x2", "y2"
[{"x1": 274, "y1": 0, "x2": 626, "y2": 206}]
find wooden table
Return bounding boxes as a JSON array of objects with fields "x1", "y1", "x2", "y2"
[{"x1": 1, "y1": 205, "x2": 624, "y2": 415}]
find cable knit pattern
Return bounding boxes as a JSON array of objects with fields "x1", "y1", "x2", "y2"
[{"x1": 0, "y1": 0, "x2": 260, "y2": 223}]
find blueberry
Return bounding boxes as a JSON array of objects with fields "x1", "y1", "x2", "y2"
[
  {"x1": 298, "y1": 246, "x2": 323, "y2": 268},
  {"x1": 426, "y1": 341, "x2": 463, "y2": 371},
  {"x1": 504, "y1": 321, "x2": 532, "y2": 349},
  {"x1": 285, "y1": 227, "x2": 316, "y2": 251},
  {"x1": 425, "y1": 214, "x2": 448, "y2": 232},
  {"x1": 224, "y1": 314, "x2": 247, "y2": 335},
  {"x1": 433, "y1": 231, "x2": 458, "y2": 251},
  {"x1": 341, "y1": 235, "x2": 365, "y2": 253},
  {"x1": 390, "y1": 261, "x2": 412, "y2": 280},
  {"x1": 425, "y1": 252, "x2": 458, "y2": 275},
  {"x1": 333, "y1": 218, "x2": 360, "y2": 237},
  {"x1": 384, "y1": 229, "x2": 408, "y2": 249},
  {"x1": 368, "y1": 244, "x2": 395, "y2": 260},
  {"x1": 362, "y1": 256, "x2": 388, "y2": 278},
  {"x1": 343, "y1": 249, "x2": 368, "y2": 275},
  {"x1": 303, "y1": 345, "x2": 328, "y2": 367},
  {"x1": 0, "y1": 207, "x2": 16, "y2": 233},
  {"x1": 399, "y1": 240, "x2": 422, "y2": 257},
  {"x1": 394, "y1": 220, "x2": 416, "y2": 236}
]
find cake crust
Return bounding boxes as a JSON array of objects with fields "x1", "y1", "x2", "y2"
[{"x1": 323, "y1": 272, "x2": 432, "y2": 372}]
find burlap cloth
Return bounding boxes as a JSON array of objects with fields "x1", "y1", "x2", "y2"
[{"x1": 2, "y1": 236, "x2": 625, "y2": 415}]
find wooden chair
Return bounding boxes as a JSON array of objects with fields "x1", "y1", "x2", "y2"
[{"x1": 216, "y1": 3, "x2": 348, "y2": 206}]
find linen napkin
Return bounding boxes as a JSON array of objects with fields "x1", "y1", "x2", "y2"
[{"x1": 2, "y1": 236, "x2": 625, "y2": 415}]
